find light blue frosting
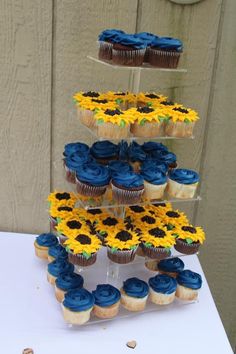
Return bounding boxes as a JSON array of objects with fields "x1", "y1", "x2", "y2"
[
  {"x1": 141, "y1": 159, "x2": 169, "y2": 174},
  {"x1": 177, "y1": 270, "x2": 202, "y2": 290},
  {"x1": 63, "y1": 288, "x2": 95, "y2": 312},
  {"x1": 48, "y1": 244, "x2": 68, "y2": 260},
  {"x1": 158, "y1": 257, "x2": 185, "y2": 273},
  {"x1": 90, "y1": 141, "x2": 119, "y2": 159},
  {"x1": 112, "y1": 171, "x2": 144, "y2": 188},
  {"x1": 149, "y1": 274, "x2": 177, "y2": 294},
  {"x1": 151, "y1": 37, "x2": 183, "y2": 52},
  {"x1": 36, "y1": 233, "x2": 58, "y2": 247},
  {"x1": 108, "y1": 160, "x2": 133, "y2": 176},
  {"x1": 92, "y1": 284, "x2": 121, "y2": 307},
  {"x1": 76, "y1": 162, "x2": 111, "y2": 186},
  {"x1": 63, "y1": 142, "x2": 89, "y2": 157},
  {"x1": 141, "y1": 167, "x2": 167, "y2": 185},
  {"x1": 168, "y1": 169, "x2": 199, "y2": 184},
  {"x1": 123, "y1": 277, "x2": 149, "y2": 298},
  {"x1": 47, "y1": 259, "x2": 74, "y2": 277},
  {"x1": 55, "y1": 272, "x2": 84, "y2": 291}
]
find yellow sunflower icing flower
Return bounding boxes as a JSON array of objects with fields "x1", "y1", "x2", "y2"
[
  {"x1": 47, "y1": 191, "x2": 78, "y2": 208},
  {"x1": 95, "y1": 108, "x2": 134, "y2": 127},
  {"x1": 125, "y1": 205, "x2": 150, "y2": 222},
  {"x1": 157, "y1": 208, "x2": 189, "y2": 230},
  {"x1": 170, "y1": 105, "x2": 199, "y2": 123},
  {"x1": 64, "y1": 232, "x2": 101, "y2": 258},
  {"x1": 147, "y1": 202, "x2": 173, "y2": 216},
  {"x1": 95, "y1": 215, "x2": 123, "y2": 235},
  {"x1": 49, "y1": 203, "x2": 75, "y2": 222},
  {"x1": 136, "y1": 92, "x2": 167, "y2": 107},
  {"x1": 128, "y1": 106, "x2": 168, "y2": 124},
  {"x1": 140, "y1": 224, "x2": 176, "y2": 249},
  {"x1": 76, "y1": 97, "x2": 118, "y2": 112},
  {"x1": 105, "y1": 228, "x2": 140, "y2": 251},
  {"x1": 173, "y1": 224, "x2": 205, "y2": 244},
  {"x1": 56, "y1": 215, "x2": 90, "y2": 238},
  {"x1": 104, "y1": 91, "x2": 136, "y2": 105},
  {"x1": 73, "y1": 91, "x2": 105, "y2": 104}
]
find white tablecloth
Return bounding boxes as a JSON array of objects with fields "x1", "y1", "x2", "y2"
[{"x1": 0, "y1": 232, "x2": 233, "y2": 354}]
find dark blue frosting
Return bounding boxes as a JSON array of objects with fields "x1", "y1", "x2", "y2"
[
  {"x1": 63, "y1": 142, "x2": 89, "y2": 157},
  {"x1": 65, "y1": 153, "x2": 93, "y2": 171},
  {"x1": 90, "y1": 141, "x2": 119, "y2": 159},
  {"x1": 108, "y1": 161, "x2": 133, "y2": 176},
  {"x1": 135, "y1": 32, "x2": 158, "y2": 46},
  {"x1": 55, "y1": 272, "x2": 84, "y2": 291},
  {"x1": 76, "y1": 162, "x2": 110, "y2": 186},
  {"x1": 149, "y1": 274, "x2": 177, "y2": 294},
  {"x1": 168, "y1": 169, "x2": 199, "y2": 184},
  {"x1": 141, "y1": 166, "x2": 167, "y2": 185},
  {"x1": 36, "y1": 233, "x2": 58, "y2": 247},
  {"x1": 142, "y1": 142, "x2": 169, "y2": 154},
  {"x1": 128, "y1": 142, "x2": 147, "y2": 162},
  {"x1": 151, "y1": 150, "x2": 177, "y2": 165},
  {"x1": 98, "y1": 29, "x2": 125, "y2": 42},
  {"x1": 47, "y1": 259, "x2": 74, "y2": 277},
  {"x1": 177, "y1": 270, "x2": 202, "y2": 290},
  {"x1": 63, "y1": 288, "x2": 95, "y2": 311},
  {"x1": 123, "y1": 277, "x2": 149, "y2": 298},
  {"x1": 118, "y1": 140, "x2": 129, "y2": 161},
  {"x1": 141, "y1": 158, "x2": 168, "y2": 174},
  {"x1": 112, "y1": 171, "x2": 144, "y2": 188},
  {"x1": 112, "y1": 33, "x2": 146, "y2": 49},
  {"x1": 48, "y1": 244, "x2": 68, "y2": 260},
  {"x1": 92, "y1": 284, "x2": 121, "y2": 307},
  {"x1": 151, "y1": 37, "x2": 183, "y2": 52},
  {"x1": 158, "y1": 257, "x2": 185, "y2": 273}
]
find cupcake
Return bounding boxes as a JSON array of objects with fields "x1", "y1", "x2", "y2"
[
  {"x1": 47, "y1": 191, "x2": 77, "y2": 208},
  {"x1": 135, "y1": 32, "x2": 158, "y2": 62},
  {"x1": 105, "y1": 228, "x2": 140, "y2": 264},
  {"x1": 34, "y1": 233, "x2": 58, "y2": 260},
  {"x1": 120, "y1": 277, "x2": 149, "y2": 311},
  {"x1": 63, "y1": 142, "x2": 89, "y2": 158},
  {"x1": 148, "y1": 37, "x2": 183, "y2": 69},
  {"x1": 111, "y1": 171, "x2": 144, "y2": 204},
  {"x1": 128, "y1": 141, "x2": 147, "y2": 171},
  {"x1": 125, "y1": 205, "x2": 147, "y2": 220},
  {"x1": 156, "y1": 208, "x2": 189, "y2": 230},
  {"x1": 157, "y1": 257, "x2": 185, "y2": 277},
  {"x1": 95, "y1": 214, "x2": 121, "y2": 245},
  {"x1": 90, "y1": 140, "x2": 119, "y2": 165},
  {"x1": 141, "y1": 158, "x2": 168, "y2": 175},
  {"x1": 64, "y1": 152, "x2": 93, "y2": 184},
  {"x1": 142, "y1": 141, "x2": 169, "y2": 154},
  {"x1": 62, "y1": 288, "x2": 95, "y2": 325},
  {"x1": 47, "y1": 259, "x2": 74, "y2": 285},
  {"x1": 48, "y1": 244, "x2": 68, "y2": 262},
  {"x1": 75, "y1": 162, "x2": 110, "y2": 197},
  {"x1": 55, "y1": 272, "x2": 84, "y2": 302},
  {"x1": 112, "y1": 34, "x2": 146, "y2": 66},
  {"x1": 73, "y1": 91, "x2": 101, "y2": 127},
  {"x1": 98, "y1": 29, "x2": 125, "y2": 61},
  {"x1": 64, "y1": 232, "x2": 101, "y2": 267},
  {"x1": 176, "y1": 270, "x2": 202, "y2": 301},
  {"x1": 165, "y1": 105, "x2": 199, "y2": 138},
  {"x1": 105, "y1": 91, "x2": 136, "y2": 110},
  {"x1": 108, "y1": 160, "x2": 133, "y2": 176},
  {"x1": 92, "y1": 284, "x2": 121, "y2": 319},
  {"x1": 56, "y1": 215, "x2": 90, "y2": 245},
  {"x1": 167, "y1": 169, "x2": 199, "y2": 199},
  {"x1": 174, "y1": 225, "x2": 205, "y2": 255},
  {"x1": 136, "y1": 92, "x2": 166, "y2": 107},
  {"x1": 141, "y1": 165, "x2": 167, "y2": 200},
  {"x1": 149, "y1": 274, "x2": 177, "y2": 305},
  {"x1": 151, "y1": 150, "x2": 177, "y2": 169},
  {"x1": 148, "y1": 202, "x2": 172, "y2": 216},
  {"x1": 49, "y1": 203, "x2": 75, "y2": 231}
]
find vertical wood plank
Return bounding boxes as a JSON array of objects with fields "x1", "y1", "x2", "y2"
[{"x1": 0, "y1": 0, "x2": 52, "y2": 233}]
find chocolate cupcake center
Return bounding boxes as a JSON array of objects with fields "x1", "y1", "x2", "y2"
[
  {"x1": 115, "y1": 230, "x2": 132, "y2": 242},
  {"x1": 173, "y1": 107, "x2": 189, "y2": 114},
  {"x1": 141, "y1": 215, "x2": 156, "y2": 224},
  {"x1": 75, "y1": 234, "x2": 91, "y2": 244},
  {"x1": 83, "y1": 91, "x2": 99, "y2": 98},
  {"x1": 67, "y1": 220, "x2": 82, "y2": 229},
  {"x1": 166, "y1": 211, "x2": 180, "y2": 218},
  {"x1": 91, "y1": 99, "x2": 108, "y2": 104},
  {"x1": 149, "y1": 227, "x2": 166, "y2": 238},
  {"x1": 145, "y1": 93, "x2": 159, "y2": 99},
  {"x1": 58, "y1": 206, "x2": 73, "y2": 212},
  {"x1": 137, "y1": 106, "x2": 154, "y2": 113},
  {"x1": 130, "y1": 205, "x2": 145, "y2": 213},
  {"x1": 56, "y1": 192, "x2": 70, "y2": 200},
  {"x1": 103, "y1": 217, "x2": 118, "y2": 226},
  {"x1": 87, "y1": 209, "x2": 102, "y2": 215},
  {"x1": 182, "y1": 226, "x2": 197, "y2": 234},
  {"x1": 160, "y1": 100, "x2": 174, "y2": 106},
  {"x1": 104, "y1": 109, "x2": 123, "y2": 116}
]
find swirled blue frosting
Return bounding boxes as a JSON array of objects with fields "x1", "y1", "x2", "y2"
[
  {"x1": 63, "y1": 288, "x2": 95, "y2": 311},
  {"x1": 141, "y1": 158, "x2": 168, "y2": 174},
  {"x1": 123, "y1": 277, "x2": 149, "y2": 298},
  {"x1": 113, "y1": 33, "x2": 146, "y2": 49},
  {"x1": 48, "y1": 244, "x2": 68, "y2": 260},
  {"x1": 47, "y1": 259, "x2": 74, "y2": 277},
  {"x1": 151, "y1": 37, "x2": 183, "y2": 52},
  {"x1": 92, "y1": 284, "x2": 121, "y2": 307},
  {"x1": 112, "y1": 171, "x2": 144, "y2": 188},
  {"x1": 98, "y1": 29, "x2": 125, "y2": 42},
  {"x1": 158, "y1": 257, "x2": 185, "y2": 273},
  {"x1": 177, "y1": 270, "x2": 202, "y2": 290},
  {"x1": 108, "y1": 161, "x2": 133, "y2": 176},
  {"x1": 90, "y1": 141, "x2": 119, "y2": 159},
  {"x1": 149, "y1": 274, "x2": 177, "y2": 294},
  {"x1": 151, "y1": 150, "x2": 177, "y2": 165},
  {"x1": 128, "y1": 142, "x2": 147, "y2": 162},
  {"x1": 168, "y1": 169, "x2": 199, "y2": 184},
  {"x1": 135, "y1": 32, "x2": 158, "y2": 46},
  {"x1": 65, "y1": 153, "x2": 93, "y2": 171},
  {"x1": 56, "y1": 272, "x2": 84, "y2": 291},
  {"x1": 36, "y1": 233, "x2": 58, "y2": 247},
  {"x1": 118, "y1": 140, "x2": 129, "y2": 161},
  {"x1": 142, "y1": 142, "x2": 169, "y2": 154},
  {"x1": 76, "y1": 162, "x2": 110, "y2": 186},
  {"x1": 141, "y1": 167, "x2": 167, "y2": 185},
  {"x1": 63, "y1": 142, "x2": 89, "y2": 157}
]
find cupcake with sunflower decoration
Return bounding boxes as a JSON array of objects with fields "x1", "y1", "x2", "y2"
[
  {"x1": 104, "y1": 91, "x2": 136, "y2": 110},
  {"x1": 64, "y1": 232, "x2": 102, "y2": 266},
  {"x1": 105, "y1": 228, "x2": 140, "y2": 264},
  {"x1": 56, "y1": 215, "x2": 90, "y2": 246},
  {"x1": 125, "y1": 205, "x2": 149, "y2": 223},
  {"x1": 49, "y1": 203, "x2": 75, "y2": 231},
  {"x1": 165, "y1": 105, "x2": 199, "y2": 138},
  {"x1": 147, "y1": 202, "x2": 172, "y2": 217},
  {"x1": 156, "y1": 208, "x2": 189, "y2": 230},
  {"x1": 94, "y1": 108, "x2": 133, "y2": 139},
  {"x1": 95, "y1": 214, "x2": 122, "y2": 245},
  {"x1": 47, "y1": 191, "x2": 78, "y2": 208},
  {"x1": 173, "y1": 224, "x2": 205, "y2": 255},
  {"x1": 136, "y1": 92, "x2": 167, "y2": 108}
]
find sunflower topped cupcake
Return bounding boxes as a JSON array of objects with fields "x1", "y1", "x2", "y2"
[
  {"x1": 73, "y1": 91, "x2": 103, "y2": 103},
  {"x1": 136, "y1": 92, "x2": 167, "y2": 107},
  {"x1": 104, "y1": 91, "x2": 136, "y2": 110},
  {"x1": 47, "y1": 191, "x2": 78, "y2": 208},
  {"x1": 173, "y1": 224, "x2": 205, "y2": 255},
  {"x1": 95, "y1": 214, "x2": 122, "y2": 245},
  {"x1": 155, "y1": 207, "x2": 189, "y2": 230},
  {"x1": 56, "y1": 215, "x2": 90, "y2": 247},
  {"x1": 165, "y1": 105, "x2": 199, "y2": 138}
]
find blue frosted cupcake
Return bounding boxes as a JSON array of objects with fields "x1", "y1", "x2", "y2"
[
  {"x1": 176, "y1": 270, "x2": 202, "y2": 301},
  {"x1": 135, "y1": 32, "x2": 158, "y2": 62},
  {"x1": 142, "y1": 141, "x2": 169, "y2": 154},
  {"x1": 118, "y1": 140, "x2": 129, "y2": 161},
  {"x1": 167, "y1": 168, "x2": 199, "y2": 199},
  {"x1": 148, "y1": 36, "x2": 183, "y2": 68},
  {"x1": 141, "y1": 158, "x2": 168, "y2": 174},
  {"x1": 108, "y1": 160, "x2": 133, "y2": 176},
  {"x1": 92, "y1": 284, "x2": 121, "y2": 318},
  {"x1": 157, "y1": 257, "x2": 185, "y2": 277},
  {"x1": 128, "y1": 141, "x2": 147, "y2": 171},
  {"x1": 62, "y1": 288, "x2": 95, "y2": 325},
  {"x1": 149, "y1": 274, "x2": 177, "y2": 305},
  {"x1": 111, "y1": 171, "x2": 144, "y2": 204},
  {"x1": 98, "y1": 29, "x2": 125, "y2": 61},
  {"x1": 48, "y1": 244, "x2": 68, "y2": 262},
  {"x1": 64, "y1": 152, "x2": 93, "y2": 184},
  {"x1": 47, "y1": 258, "x2": 74, "y2": 285},
  {"x1": 112, "y1": 34, "x2": 146, "y2": 66},
  {"x1": 151, "y1": 150, "x2": 177, "y2": 169},
  {"x1": 121, "y1": 277, "x2": 149, "y2": 311},
  {"x1": 90, "y1": 140, "x2": 119, "y2": 165},
  {"x1": 141, "y1": 165, "x2": 167, "y2": 200},
  {"x1": 55, "y1": 272, "x2": 84, "y2": 302},
  {"x1": 63, "y1": 142, "x2": 89, "y2": 158},
  {"x1": 34, "y1": 233, "x2": 58, "y2": 260}
]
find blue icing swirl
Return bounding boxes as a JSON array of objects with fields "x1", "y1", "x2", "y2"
[
  {"x1": 112, "y1": 171, "x2": 144, "y2": 188},
  {"x1": 128, "y1": 142, "x2": 147, "y2": 162},
  {"x1": 98, "y1": 29, "x2": 125, "y2": 42},
  {"x1": 76, "y1": 162, "x2": 110, "y2": 186},
  {"x1": 36, "y1": 233, "x2": 58, "y2": 247},
  {"x1": 90, "y1": 141, "x2": 119, "y2": 159},
  {"x1": 92, "y1": 284, "x2": 121, "y2": 307},
  {"x1": 151, "y1": 150, "x2": 177, "y2": 165},
  {"x1": 141, "y1": 158, "x2": 168, "y2": 174},
  {"x1": 135, "y1": 32, "x2": 158, "y2": 46},
  {"x1": 63, "y1": 142, "x2": 89, "y2": 157},
  {"x1": 149, "y1": 274, "x2": 177, "y2": 294},
  {"x1": 65, "y1": 153, "x2": 93, "y2": 171},
  {"x1": 142, "y1": 142, "x2": 169, "y2": 154},
  {"x1": 48, "y1": 244, "x2": 68, "y2": 260},
  {"x1": 168, "y1": 169, "x2": 199, "y2": 185},
  {"x1": 47, "y1": 259, "x2": 74, "y2": 277},
  {"x1": 158, "y1": 257, "x2": 185, "y2": 273},
  {"x1": 113, "y1": 34, "x2": 146, "y2": 49},
  {"x1": 63, "y1": 288, "x2": 95, "y2": 312},
  {"x1": 177, "y1": 270, "x2": 202, "y2": 290},
  {"x1": 108, "y1": 161, "x2": 133, "y2": 176},
  {"x1": 152, "y1": 37, "x2": 183, "y2": 52},
  {"x1": 141, "y1": 167, "x2": 167, "y2": 185},
  {"x1": 56, "y1": 272, "x2": 84, "y2": 291},
  {"x1": 118, "y1": 140, "x2": 129, "y2": 161},
  {"x1": 123, "y1": 277, "x2": 149, "y2": 298}
]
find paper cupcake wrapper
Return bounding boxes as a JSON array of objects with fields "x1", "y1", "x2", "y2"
[
  {"x1": 68, "y1": 252, "x2": 97, "y2": 266},
  {"x1": 50, "y1": 216, "x2": 57, "y2": 231},
  {"x1": 79, "y1": 109, "x2": 96, "y2": 129},
  {"x1": 58, "y1": 234, "x2": 68, "y2": 247},
  {"x1": 174, "y1": 239, "x2": 200, "y2": 255},
  {"x1": 76, "y1": 177, "x2": 107, "y2": 197},
  {"x1": 165, "y1": 121, "x2": 195, "y2": 138},
  {"x1": 142, "y1": 244, "x2": 171, "y2": 260},
  {"x1": 130, "y1": 121, "x2": 164, "y2": 138},
  {"x1": 97, "y1": 121, "x2": 130, "y2": 140},
  {"x1": 112, "y1": 48, "x2": 146, "y2": 66},
  {"x1": 107, "y1": 247, "x2": 138, "y2": 264},
  {"x1": 98, "y1": 41, "x2": 113, "y2": 61},
  {"x1": 111, "y1": 182, "x2": 144, "y2": 204},
  {"x1": 148, "y1": 48, "x2": 181, "y2": 69},
  {"x1": 64, "y1": 163, "x2": 76, "y2": 184}
]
